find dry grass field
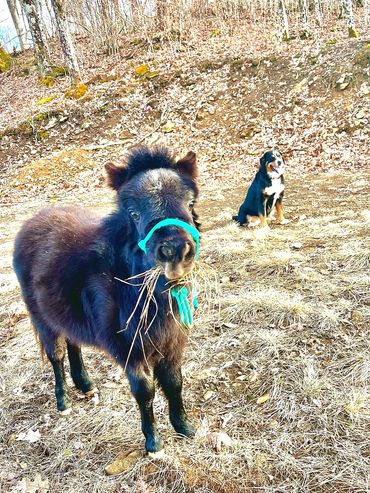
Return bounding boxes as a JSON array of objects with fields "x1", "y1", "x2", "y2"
[{"x1": 0, "y1": 169, "x2": 369, "y2": 493}]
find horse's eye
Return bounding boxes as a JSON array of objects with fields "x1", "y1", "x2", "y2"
[
  {"x1": 189, "y1": 200, "x2": 195, "y2": 210},
  {"x1": 129, "y1": 210, "x2": 140, "y2": 221}
]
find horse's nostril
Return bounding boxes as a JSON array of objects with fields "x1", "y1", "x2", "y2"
[{"x1": 158, "y1": 245, "x2": 174, "y2": 262}]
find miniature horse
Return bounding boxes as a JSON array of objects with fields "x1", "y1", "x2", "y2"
[{"x1": 13, "y1": 147, "x2": 200, "y2": 453}]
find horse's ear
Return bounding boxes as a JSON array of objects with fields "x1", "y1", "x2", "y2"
[
  {"x1": 176, "y1": 151, "x2": 197, "y2": 180},
  {"x1": 105, "y1": 162, "x2": 128, "y2": 190}
]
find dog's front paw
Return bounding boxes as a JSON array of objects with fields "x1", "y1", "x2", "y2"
[{"x1": 278, "y1": 218, "x2": 291, "y2": 225}]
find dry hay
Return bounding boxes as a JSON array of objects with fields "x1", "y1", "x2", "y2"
[{"x1": 0, "y1": 171, "x2": 370, "y2": 493}]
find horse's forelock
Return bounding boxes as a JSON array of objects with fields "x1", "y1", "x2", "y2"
[
  {"x1": 126, "y1": 146, "x2": 175, "y2": 180},
  {"x1": 106, "y1": 146, "x2": 198, "y2": 192}
]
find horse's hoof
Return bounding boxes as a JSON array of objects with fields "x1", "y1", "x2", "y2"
[
  {"x1": 147, "y1": 449, "x2": 165, "y2": 459},
  {"x1": 85, "y1": 387, "x2": 100, "y2": 405},
  {"x1": 174, "y1": 421, "x2": 196, "y2": 438},
  {"x1": 145, "y1": 436, "x2": 163, "y2": 453},
  {"x1": 85, "y1": 387, "x2": 99, "y2": 398},
  {"x1": 59, "y1": 407, "x2": 72, "y2": 416}
]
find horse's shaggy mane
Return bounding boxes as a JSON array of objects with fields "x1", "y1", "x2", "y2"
[{"x1": 106, "y1": 146, "x2": 197, "y2": 191}]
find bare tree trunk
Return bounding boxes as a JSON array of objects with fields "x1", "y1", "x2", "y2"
[
  {"x1": 278, "y1": 0, "x2": 289, "y2": 40},
  {"x1": 50, "y1": 0, "x2": 80, "y2": 79},
  {"x1": 6, "y1": 0, "x2": 28, "y2": 51},
  {"x1": 301, "y1": 0, "x2": 309, "y2": 32},
  {"x1": 44, "y1": 0, "x2": 57, "y2": 36},
  {"x1": 156, "y1": 0, "x2": 167, "y2": 31},
  {"x1": 20, "y1": 0, "x2": 50, "y2": 72},
  {"x1": 313, "y1": 0, "x2": 322, "y2": 26},
  {"x1": 128, "y1": 0, "x2": 140, "y2": 28},
  {"x1": 34, "y1": 0, "x2": 52, "y2": 39},
  {"x1": 341, "y1": 0, "x2": 358, "y2": 37},
  {"x1": 364, "y1": 0, "x2": 370, "y2": 24}
]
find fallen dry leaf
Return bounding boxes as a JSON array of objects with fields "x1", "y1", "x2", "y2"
[
  {"x1": 104, "y1": 449, "x2": 142, "y2": 476},
  {"x1": 16, "y1": 429, "x2": 41, "y2": 444},
  {"x1": 13, "y1": 474, "x2": 49, "y2": 493},
  {"x1": 256, "y1": 393, "x2": 270, "y2": 405},
  {"x1": 206, "y1": 431, "x2": 233, "y2": 453}
]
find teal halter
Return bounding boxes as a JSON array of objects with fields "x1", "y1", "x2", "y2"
[
  {"x1": 137, "y1": 218, "x2": 200, "y2": 328},
  {"x1": 138, "y1": 218, "x2": 200, "y2": 260}
]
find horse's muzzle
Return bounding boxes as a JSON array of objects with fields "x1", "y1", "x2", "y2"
[{"x1": 156, "y1": 238, "x2": 196, "y2": 280}]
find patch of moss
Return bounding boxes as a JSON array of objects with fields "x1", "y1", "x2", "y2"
[
  {"x1": 0, "y1": 47, "x2": 12, "y2": 72},
  {"x1": 64, "y1": 82, "x2": 88, "y2": 99},
  {"x1": 300, "y1": 30, "x2": 312, "y2": 40},
  {"x1": 88, "y1": 73, "x2": 120, "y2": 85},
  {"x1": 134, "y1": 64, "x2": 160, "y2": 79},
  {"x1": 210, "y1": 28, "x2": 221, "y2": 38},
  {"x1": 39, "y1": 76, "x2": 55, "y2": 87},
  {"x1": 49, "y1": 65, "x2": 68, "y2": 77},
  {"x1": 198, "y1": 59, "x2": 225, "y2": 72},
  {"x1": 354, "y1": 44, "x2": 370, "y2": 67},
  {"x1": 348, "y1": 27, "x2": 359, "y2": 39},
  {"x1": 38, "y1": 130, "x2": 49, "y2": 140},
  {"x1": 37, "y1": 95, "x2": 57, "y2": 105},
  {"x1": 39, "y1": 66, "x2": 68, "y2": 87},
  {"x1": 33, "y1": 113, "x2": 49, "y2": 122},
  {"x1": 1, "y1": 110, "x2": 65, "y2": 140}
]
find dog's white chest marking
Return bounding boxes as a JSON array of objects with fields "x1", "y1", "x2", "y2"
[{"x1": 264, "y1": 179, "x2": 284, "y2": 197}]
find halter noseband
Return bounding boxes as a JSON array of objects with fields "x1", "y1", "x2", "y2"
[
  {"x1": 137, "y1": 218, "x2": 200, "y2": 328},
  {"x1": 138, "y1": 218, "x2": 200, "y2": 260}
]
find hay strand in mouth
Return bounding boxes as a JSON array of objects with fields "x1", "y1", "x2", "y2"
[
  {"x1": 115, "y1": 266, "x2": 162, "y2": 370},
  {"x1": 165, "y1": 260, "x2": 221, "y2": 332}
]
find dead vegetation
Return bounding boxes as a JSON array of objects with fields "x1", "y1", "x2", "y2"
[
  {"x1": 0, "y1": 169, "x2": 369, "y2": 493},
  {"x1": 1, "y1": 18, "x2": 370, "y2": 202}
]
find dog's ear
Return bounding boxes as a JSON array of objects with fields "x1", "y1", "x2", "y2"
[
  {"x1": 176, "y1": 151, "x2": 198, "y2": 180},
  {"x1": 105, "y1": 162, "x2": 129, "y2": 190},
  {"x1": 259, "y1": 153, "x2": 267, "y2": 168}
]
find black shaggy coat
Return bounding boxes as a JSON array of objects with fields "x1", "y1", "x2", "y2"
[{"x1": 13, "y1": 146, "x2": 200, "y2": 453}]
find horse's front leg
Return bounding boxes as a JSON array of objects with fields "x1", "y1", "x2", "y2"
[
  {"x1": 154, "y1": 359, "x2": 196, "y2": 438},
  {"x1": 126, "y1": 364, "x2": 162, "y2": 453}
]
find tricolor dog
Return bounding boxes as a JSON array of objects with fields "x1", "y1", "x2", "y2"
[{"x1": 233, "y1": 150, "x2": 289, "y2": 227}]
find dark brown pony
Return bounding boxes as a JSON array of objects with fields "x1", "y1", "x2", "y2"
[{"x1": 13, "y1": 146, "x2": 199, "y2": 453}]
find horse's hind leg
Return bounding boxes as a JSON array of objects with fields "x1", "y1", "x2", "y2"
[
  {"x1": 32, "y1": 317, "x2": 71, "y2": 413},
  {"x1": 66, "y1": 342, "x2": 96, "y2": 396}
]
